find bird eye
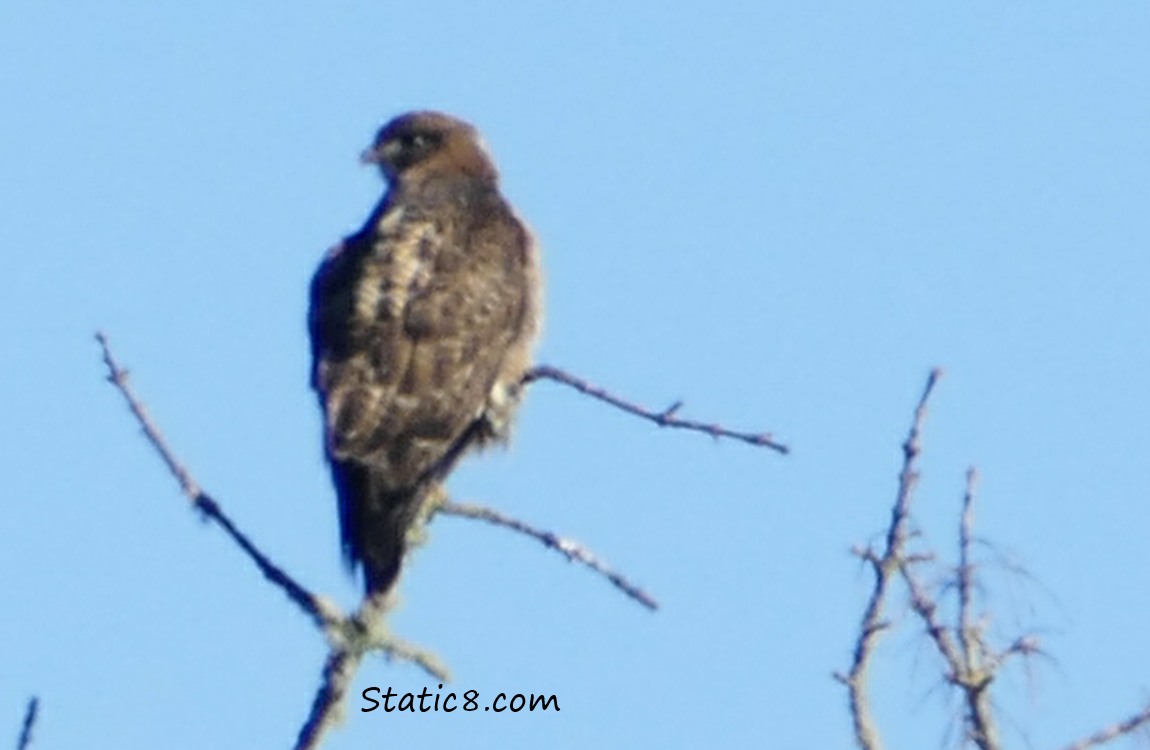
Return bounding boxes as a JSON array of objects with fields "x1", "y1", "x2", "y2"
[{"x1": 403, "y1": 133, "x2": 428, "y2": 149}]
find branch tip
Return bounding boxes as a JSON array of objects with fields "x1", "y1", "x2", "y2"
[
  {"x1": 439, "y1": 500, "x2": 658, "y2": 611},
  {"x1": 525, "y1": 364, "x2": 788, "y2": 454},
  {"x1": 16, "y1": 696, "x2": 38, "y2": 750}
]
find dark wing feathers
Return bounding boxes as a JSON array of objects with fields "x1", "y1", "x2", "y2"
[
  {"x1": 312, "y1": 193, "x2": 525, "y2": 486},
  {"x1": 310, "y1": 184, "x2": 531, "y2": 589}
]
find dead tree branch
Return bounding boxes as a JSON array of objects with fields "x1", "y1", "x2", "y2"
[
  {"x1": 842, "y1": 370, "x2": 1150, "y2": 750},
  {"x1": 97, "y1": 334, "x2": 671, "y2": 748},
  {"x1": 1060, "y1": 702, "x2": 1150, "y2": 750},
  {"x1": 15, "y1": 697, "x2": 37, "y2": 750},
  {"x1": 525, "y1": 364, "x2": 788, "y2": 454},
  {"x1": 97, "y1": 332, "x2": 447, "y2": 749},
  {"x1": 295, "y1": 650, "x2": 362, "y2": 750},
  {"x1": 96, "y1": 332, "x2": 336, "y2": 631},
  {"x1": 837, "y1": 367, "x2": 943, "y2": 750},
  {"x1": 900, "y1": 468, "x2": 1001, "y2": 750},
  {"x1": 439, "y1": 500, "x2": 658, "y2": 610}
]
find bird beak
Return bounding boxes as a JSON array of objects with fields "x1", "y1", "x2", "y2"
[
  {"x1": 359, "y1": 146, "x2": 382, "y2": 165},
  {"x1": 360, "y1": 139, "x2": 402, "y2": 166}
]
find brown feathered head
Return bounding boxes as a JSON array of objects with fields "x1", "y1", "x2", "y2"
[{"x1": 360, "y1": 111, "x2": 498, "y2": 185}]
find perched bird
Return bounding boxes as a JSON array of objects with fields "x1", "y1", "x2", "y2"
[{"x1": 309, "y1": 111, "x2": 542, "y2": 598}]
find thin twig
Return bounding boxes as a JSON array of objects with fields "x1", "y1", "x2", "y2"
[
  {"x1": 903, "y1": 568, "x2": 964, "y2": 674},
  {"x1": 901, "y1": 468, "x2": 1001, "y2": 750},
  {"x1": 95, "y1": 331, "x2": 201, "y2": 498},
  {"x1": 842, "y1": 368, "x2": 1147, "y2": 750},
  {"x1": 525, "y1": 364, "x2": 788, "y2": 454},
  {"x1": 958, "y1": 468, "x2": 978, "y2": 671},
  {"x1": 16, "y1": 697, "x2": 37, "y2": 750},
  {"x1": 1060, "y1": 702, "x2": 1150, "y2": 750},
  {"x1": 982, "y1": 635, "x2": 1042, "y2": 676},
  {"x1": 95, "y1": 332, "x2": 334, "y2": 630},
  {"x1": 889, "y1": 368, "x2": 943, "y2": 558},
  {"x1": 839, "y1": 368, "x2": 943, "y2": 750},
  {"x1": 439, "y1": 500, "x2": 658, "y2": 610},
  {"x1": 956, "y1": 467, "x2": 999, "y2": 750},
  {"x1": 198, "y1": 495, "x2": 341, "y2": 631},
  {"x1": 295, "y1": 649, "x2": 362, "y2": 750},
  {"x1": 379, "y1": 639, "x2": 452, "y2": 681},
  {"x1": 97, "y1": 331, "x2": 448, "y2": 750}
]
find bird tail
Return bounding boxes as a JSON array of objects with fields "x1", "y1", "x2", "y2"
[{"x1": 331, "y1": 460, "x2": 427, "y2": 597}]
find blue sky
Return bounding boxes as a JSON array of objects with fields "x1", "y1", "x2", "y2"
[{"x1": 3, "y1": 3, "x2": 1149, "y2": 748}]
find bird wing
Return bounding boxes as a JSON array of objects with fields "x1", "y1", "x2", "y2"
[{"x1": 309, "y1": 198, "x2": 530, "y2": 490}]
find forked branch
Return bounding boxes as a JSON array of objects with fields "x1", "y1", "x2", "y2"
[
  {"x1": 841, "y1": 369, "x2": 1150, "y2": 750},
  {"x1": 525, "y1": 364, "x2": 788, "y2": 454},
  {"x1": 97, "y1": 334, "x2": 713, "y2": 749}
]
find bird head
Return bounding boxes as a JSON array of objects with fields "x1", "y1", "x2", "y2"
[{"x1": 361, "y1": 111, "x2": 497, "y2": 185}]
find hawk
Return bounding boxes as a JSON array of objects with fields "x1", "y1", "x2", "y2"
[{"x1": 309, "y1": 111, "x2": 542, "y2": 598}]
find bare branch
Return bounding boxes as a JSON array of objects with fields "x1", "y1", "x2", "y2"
[
  {"x1": 902, "y1": 566, "x2": 964, "y2": 676},
  {"x1": 292, "y1": 597, "x2": 450, "y2": 749},
  {"x1": 97, "y1": 332, "x2": 450, "y2": 750},
  {"x1": 1060, "y1": 702, "x2": 1150, "y2": 750},
  {"x1": 377, "y1": 639, "x2": 452, "y2": 681},
  {"x1": 890, "y1": 368, "x2": 943, "y2": 554},
  {"x1": 525, "y1": 364, "x2": 789, "y2": 454},
  {"x1": 343, "y1": 598, "x2": 452, "y2": 682},
  {"x1": 984, "y1": 635, "x2": 1042, "y2": 674},
  {"x1": 958, "y1": 468, "x2": 979, "y2": 664},
  {"x1": 295, "y1": 649, "x2": 362, "y2": 750},
  {"x1": 96, "y1": 332, "x2": 202, "y2": 499},
  {"x1": 845, "y1": 368, "x2": 1150, "y2": 750},
  {"x1": 900, "y1": 467, "x2": 1001, "y2": 750},
  {"x1": 840, "y1": 368, "x2": 943, "y2": 750},
  {"x1": 440, "y1": 500, "x2": 658, "y2": 611},
  {"x1": 96, "y1": 332, "x2": 334, "y2": 630},
  {"x1": 15, "y1": 697, "x2": 37, "y2": 750},
  {"x1": 954, "y1": 467, "x2": 1000, "y2": 750}
]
